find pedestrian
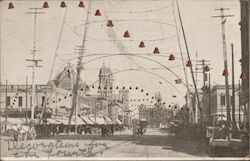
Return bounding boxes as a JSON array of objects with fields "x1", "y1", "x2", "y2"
[
  {"x1": 101, "y1": 124, "x2": 105, "y2": 137},
  {"x1": 111, "y1": 124, "x2": 114, "y2": 136},
  {"x1": 56, "y1": 125, "x2": 59, "y2": 135}
]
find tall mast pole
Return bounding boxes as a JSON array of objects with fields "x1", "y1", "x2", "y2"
[
  {"x1": 26, "y1": 8, "x2": 44, "y2": 121},
  {"x1": 68, "y1": 1, "x2": 92, "y2": 134},
  {"x1": 208, "y1": 73, "x2": 211, "y2": 123},
  {"x1": 26, "y1": 76, "x2": 28, "y2": 124},
  {"x1": 231, "y1": 43, "x2": 237, "y2": 134},
  {"x1": 171, "y1": 0, "x2": 190, "y2": 122},
  {"x1": 5, "y1": 80, "x2": 8, "y2": 131},
  {"x1": 176, "y1": 0, "x2": 202, "y2": 116},
  {"x1": 195, "y1": 52, "x2": 198, "y2": 83},
  {"x1": 31, "y1": 8, "x2": 36, "y2": 121},
  {"x1": 239, "y1": 80, "x2": 241, "y2": 126},
  {"x1": 212, "y1": 8, "x2": 234, "y2": 131}
]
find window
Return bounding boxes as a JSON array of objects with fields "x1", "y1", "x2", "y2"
[
  {"x1": 18, "y1": 96, "x2": 23, "y2": 107},
  {"x1": 221, "y1": 95, "x2": 225, "y2": 106},
  {"x1": 42, "y1": 96, "x2": 45, "y2": 106},
  {"x1": 6, "y1": 96, "x2": 10, "y2": 106}
]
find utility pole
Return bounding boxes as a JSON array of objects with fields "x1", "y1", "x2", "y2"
[
  {"x1": 212, "y1": 8, "x2": 234, "y2": 133},
  {"x1": 68, "y1": 1, "x2": 92, "y2": 134},
  {"x1": 238, "y1": 80, "x2": 241, "y2": 127},
  {"x1": 195, "y1": 59, "x2": 211, "y2": 120},
  {"x1": 5, "y1": 80, "x2": 8, "y2": 131},
  {"x1": 171, "y1": 1, "x2": 191, "y2": 125},
  {"x1": 208, "y1": 73, "x2": 211, "y2": 123},
  {"x1": 26, "y1": 8, "x2": 44, "y2": 120},
  {"x1": 231, "y1": 43, "x2": 237, "y2": 136},
  {"x1": 25, "y1": 76, "x2": 28, "y2": 124},
  {"x1": 195, "y1": 52, "x2": 199, "y2": 83},
  {"x1": 176, "y1": 0, "x2": 202, "y2": 122},
  {"x1": 196, "y1": 58, "x2": 211, "y2": 154}
]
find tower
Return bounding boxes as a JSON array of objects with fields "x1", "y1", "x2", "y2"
[
  {"x1": 98, "y1": 62, "x2": 114, "y2": 97},
  {"x1": 119, "y1": 89, "x2": 129, "y2": 108}
]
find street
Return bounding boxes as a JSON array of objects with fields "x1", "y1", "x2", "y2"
[
  {"x1": 1, "y1": 128, "x2": 204, "y2": 158},
  {"x1": 1, "y1": 0, "x2": 249, "y2": 159}
]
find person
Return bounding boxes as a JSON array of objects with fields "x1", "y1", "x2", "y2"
[
  {"x1": 110, "y1": 124, "x2": 114, "y2": 136},
  {"x1": 104, "y1": 125, "x2": 108, "y2": 136},
  {"x1": 101, "y1": 124, "x2": 105, "y2": 137},
  {"x1": 215, "y1": 123, "x2": 228, "y2": 139},
  {"x1": 56, "y1": 125, "x2": 60, "y2": 135}
]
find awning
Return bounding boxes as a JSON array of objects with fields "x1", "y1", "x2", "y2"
[
  {"x1": 103, "y1": 116, "x2": 113, "y2": 124},
  {"x1": 53, "y1": 117, "x2": 73, "y2": 125},
  {"x1": 115, "y1": 119, "x2": 122, "y2": 125},
  {"x1": 80, "y1": 115, "x2": 94, "y2": 125},
  {"x1": 46, "y1": 118, "x2": 62, "y2": 124},
  {"x1": 1, "y1": 117, "x2": 27, "y2": 125},
  {"x1": 88, "y1": 116, "x2": 106, "y2": 124},
  {"x1": 72, "y1": 116, "x2": 86, "y2": 125}
]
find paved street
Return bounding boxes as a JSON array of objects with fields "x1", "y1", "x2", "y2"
[{"x1": 1, "y1": 128, "x2": 204, "y2": 158}]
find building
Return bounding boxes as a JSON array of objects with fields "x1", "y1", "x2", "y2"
[
  {"x1": 98, "y1": 62, "x2": 114, "y2": 97},
  {"x1": 186, "y1": 88, "x2": 203, "y2": 124},
  {"x1": 0, "y1": 63, "x2": 128, "y2": 125},
  {"x1": 209, "y1": 85, "x2": 244, "y2": 127},
  {"x1": 239, "y1": 0, "x2": 249, "y2": 130},
  {"x1": 138, "y1": 92, "x2": 173, "y2": 128},
  {"x1": 0, "y1": 84, "x2": 53, "y2": 118}
]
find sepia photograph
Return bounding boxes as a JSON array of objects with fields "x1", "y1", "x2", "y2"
[{"x1": 0, "y1": 0, "x2": 249, "y2": 160}]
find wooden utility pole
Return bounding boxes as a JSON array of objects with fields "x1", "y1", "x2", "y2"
[
  {"x1": 196, "y1": 58, "x2": 210, "y2": 154},
  {"x1": 171, "y1": 1, "x2": 191, "y2": 124},
  {"x1": 231, "y1": 43, "x2": 237, "y2": 135},
  {"x1": 176, "y1": 0, "x2": 202, "y2": 118},
  {"x1": 26, "y1": 8, "x2": 44, "y2": 120},
  {"x1": 68, "y1": 1, "x2": 92, "y2": 134},
  {"x1": 26, "y1": 76, "x2": 28, "y2": 124},
  {"x1": 5, "y1": 80, "x2": 8, "y2": 130},
  {"x1": 212, "y1": 8, "x2": 234, "y2": 132},
  {"x1": 208, "y1": 73, "x2": 211, "y2": 123},
  {"x1": 195, "y1": 59, "x2": 211, "y2": 118},
  {"x1": 238, "y1": 80, "x2": 241, "y2": 126}
]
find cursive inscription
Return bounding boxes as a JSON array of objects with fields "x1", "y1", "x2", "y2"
[{"x1": 7, "y1": 139, "x2": 108, "y2": 158}]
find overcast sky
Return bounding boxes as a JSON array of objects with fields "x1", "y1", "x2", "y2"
[{"x1": 0, "y1": 0, "x2": 242, "y2": 106}]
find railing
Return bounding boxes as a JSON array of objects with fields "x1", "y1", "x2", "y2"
[{"x1": 0, "y1": 84, "x2": 53, "y2": 91}]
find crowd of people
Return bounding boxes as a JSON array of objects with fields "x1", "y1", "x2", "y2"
[{"x1": 35, "y1": 123, "x2": 125, "y2": 138}]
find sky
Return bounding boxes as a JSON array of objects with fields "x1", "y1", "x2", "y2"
[{"x1": 0, "y1": 0, "x2": 242, "y2": 107}]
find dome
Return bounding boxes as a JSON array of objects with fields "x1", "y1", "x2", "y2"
[{"x1": 53, "y1": 64, "x2": 84, "y2": 90}]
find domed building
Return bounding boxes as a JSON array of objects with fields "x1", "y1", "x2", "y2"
[{"x1": 49, "y1": 64, "x2": 85, "y2": 91}]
